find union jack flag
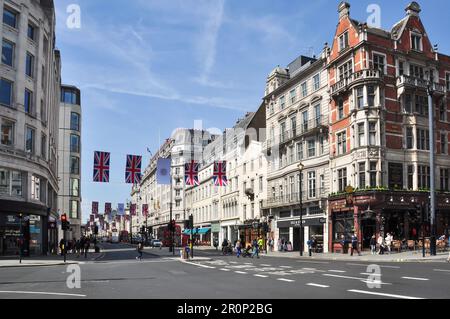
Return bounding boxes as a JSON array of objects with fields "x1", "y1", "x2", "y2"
[
  {"x1": 125, "y1": 155, "x2": 142, "y2": 184},
  {"x1": 105, "y1": 202, "x2": 112, "y2": 215},
  {"x1": 93, "y1": 151, "x2": 110, "y2": 182},
  {"x1": 92, "y1": 201, "x2": 99, "y2": 216},
  {"x1": 213, "y1": 161, "x2": 228, "y2": 186},
  {"x1": 185, "y1": 160, "x2": 199, "y2": 186}
]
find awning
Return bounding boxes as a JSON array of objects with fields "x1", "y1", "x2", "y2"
[{"x1": 183, "y1": 227, "x2": 211, "y2": 235}]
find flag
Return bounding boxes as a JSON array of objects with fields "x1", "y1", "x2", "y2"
[
  {"x1": 213, "y1": 161, "x2": 228, "y2": 186},
  {"x1": 142, "y1": 204, "x2": 149, "y2": 217},
  {"x1": 92, "y1": 201, "x2": 99, "y2": 216},
  {"x1": 157, "y1": 158, "x2": 171, "y2": 185},
  {"x1": 105, "y1": 202, "x2": 111, "y2": 215},
  {"x1": 185, "y1": 160, "x2": 199, "y2": 186},
  {"x1": 125, "y1": 155, "x2": 142, "y2": 184},
  {"x1": 130, "y1": 204, "x2": 136, "y2": 216},
  {"x1": 93, "y1": 151, "x2": 110, "y2": 182},
  {"x1": 118, "y1": 203, "x2": 125, "y2": 215},
  {"x1": 90, "y1": 214, "x2": 94, "y2": 222}
]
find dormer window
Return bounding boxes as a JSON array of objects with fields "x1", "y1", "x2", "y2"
[
  {"x1": 339, "y1": 31, "x2": 349, "y2": 52},
  {"x1": 411, "y1": 33, "x2": 422, "y2": 51}
]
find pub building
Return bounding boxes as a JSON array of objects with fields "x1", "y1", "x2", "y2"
[{"x1": 328, "y1": 189, "x2": 450, "y2": 252}]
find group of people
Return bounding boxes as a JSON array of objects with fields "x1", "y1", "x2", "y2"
[
  {"x1": 277, "y1": 238, "x2": 293, "y2": 252},
  {"x1": 222, "y1": 237, "x2": 265, "y2": 258},
  {"x1": 59, "y1": 236, "x2": 94, "y2": 258},
  {"x1": 368, "y1": 232, "x2": 394, "y2": 255}
]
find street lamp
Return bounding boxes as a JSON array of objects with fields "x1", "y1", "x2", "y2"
[
  {"x1": 426, "y1": 70, "x2": 437, "y2": 256},
  {"x1": 298, "y1": 163, "x2": 304, "y2": 256}
]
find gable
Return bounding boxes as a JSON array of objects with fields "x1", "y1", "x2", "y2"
[
  {"x1": 329, "y1": 17, "x2": 361, "y2": 62},
  {"x1": 396, "y1": 16, "x2": 434, "y2": 59}
]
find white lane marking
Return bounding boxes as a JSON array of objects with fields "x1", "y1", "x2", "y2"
[
  {"x1": 261, "y1": 264, "x2": 271, "y2": 267},
  {"x1": 348, "y1": 289, "x2": 424, "y2": 300},
  {"x1": 277, "y1": 278, "x2": 295, "y2": 282},
  {"x1": 182, "y1": 261, "x2": 215, "y2": 269},
  {"x1": 302, "y1": 268, "x2": 317, "y2": 271},
  {"x1": 229, "y1": 261, "x2": 238, "y2": 264},
  {"x1": 297, "y1": 261, "x2": 329, "y2": 264},
  {"x1": 307, "y1": 283, "x2": 330, "y2": 288},
  {"x1": 86, "y1": 280, "x2": 110, "y2": 283},
  {"x1": 360, "y1": 273, "x2": 382, "y2": 276},
  {"x1": 254, "y1": 274, "x2": 268, "y2": 278},
  {"x1": 433, "y1": 269, "x2": 450, "y2": 273},
  {"x1": 235, "y1": 271, "x2": 247, "y2": 274},
  {"x1": 323, "y1": 274, "x2": 390, "y2": 285},
  {"x1": 220, "y1": 268, "x2": 230, "y2": 271},
  {"x1": 401, "y1": 277, "x2": 429, "y2": 281},
  {"x1": 328, "y1": 270, "x2": 346, "y2": 273},
  {"x1": 347, "y1": 263, "x2": 400, "y2": 269},
  {"x1": 0, "y1": 291, "x2": 86, "y2": 297},
  {"x1": 280, "y1": 266, "x2": 293, "y2": 269}
]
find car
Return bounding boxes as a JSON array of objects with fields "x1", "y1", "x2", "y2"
[{"x1": 151, "y1": 239, "x2": 162, "y2": 247}]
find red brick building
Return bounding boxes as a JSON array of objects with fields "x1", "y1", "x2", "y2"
[{"x1": 327, "y1": 2, "x2": 450, "y2": 252}]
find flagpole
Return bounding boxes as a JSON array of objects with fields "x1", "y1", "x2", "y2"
[{"x1": 170, "y1": 160, "x2": 174, "y2": 255}]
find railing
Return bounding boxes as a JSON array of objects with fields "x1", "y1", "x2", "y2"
[
  {"x1": 331, "y1": 69, "x2": 381, "y2": 96},
  {"x1": 396, "y1": 75, "x2": 446, "y2": 94},
  {"x1": 278, "y1": 115, "x2": 329, "y2": 146},
  {"x1": 262, "y1": 188, "x2": 327, "y2": 208}
]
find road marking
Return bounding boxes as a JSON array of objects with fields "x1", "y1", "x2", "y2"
[
  {"x1": 182, "y1": 261, "x2": 215, "y2": 269},
  {"x1": 261, "y1": 264, "x2": 271, "y2": 267},
  {"x1": 254, "y1": 274, "x2": 268, "y2": 278},
  {"x1": 328, "y1": 270, "x2": 346, "y2": 273},
  {"x1": 229, "y1": 261, "x2": 238, "y2": 264},
  {"x1": 277, "y1": 278, "x2": 295, "y2": 282},
  {"x1": 360, "y1": 273, "x2": 382, "y2": 276},
  {"x1": 323, "y1": 274, "x2": 390, "y2": 285},
  {"x1": 348, "y1": 289, "x2": 424, "y2": 300},
  {"x1": 220, "y1": 268, "x2": 230, "y2": 272},
  {"x1": 280, "y1": 266, "x2": 293, "y2": 269},
  {"x1": 0, "y1": 291, "x2": 86, "y2": 297},
  {"x1": 297, "y1": 261, "x2": 329, "y2": 264},
  {"x1": 347, "y1": 263, "x2": 400, "y2": 269},
  {"x1": 235, "y1": 271, "x2": 247, "y2": 274},
  {"x1": 306, "y1": 283, "x2": 330, "y2": 288},
  {"x1": 401, "y1": 277, "x2": 429, "y2": 281},
  {"x1": 433, "y1": 269, "x2": 450, "y2": 273},
  {"x1": 302, "y1": 267, "x2": 317, "y2": 271}
]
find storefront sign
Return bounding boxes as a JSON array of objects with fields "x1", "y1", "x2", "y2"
[
  {"x1": 277, "y1": 217, "x2": 326, "y2": 228},
  {"x1": 211, "y1": 223, "x2": 220, "y2": 233},
  {"x1": 330, "y1": 199, "x2": 347, "y2": 210}
]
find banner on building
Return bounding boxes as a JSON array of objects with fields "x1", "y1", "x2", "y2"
[
  {"x1": 185, "y1": 160, "x2": 199, "y2": 186},
  {"x1": 213, "y1": 161, "x2": 227, "y2": 186},
  {"x1": 105, "y1": 202, "x2": 112, "y2": 215},
  {"x1": 156, "y1": 158, "x2": 171, "y2": 185},
  {"x1": 92, "y1": 201, "x2": 99, "y2": 216},
  {"x1": 118, "y1": 203, "x2": 125, "y2": 215}
]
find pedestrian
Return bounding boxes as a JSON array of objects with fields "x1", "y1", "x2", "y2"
[
  {"x1": 251, "y1": 238, "x2": 259, "y2": 259},
  {"x1": 213, "y1": 238, "x2": 219, "y2": 251},
  {"x1": 235, "y1": 240, "x2": 242, "y2": 258},
  {"x1": 350, "y1": 233, "x2": 361, "y2": 256},
  {"x1": 222, "y1": 238, "x2": 228, "y2": 254},
  {"x1": 80, "y1": 236, "x2": 85, "y2": 256},
  {"x1": 287, "y1": 241, "x2": 292, "y2": 251},
  {"x1": 385, "y1": 232, "x2": 392, "y2": 254},
  {"x1": 72, "y1": 238, "x2": 77, "y2": 254},
  {"x1": 75, "y1": 239, "x2": 81, "y2": 258},
  {"x1": 59, "y1": 238, "x2": 65, "y2": 256},
  {"x1": 257, "y1": 237, "x2": 264, "y2": 254},
  {"x1": 377, "y1": 235, "x2": 385, "y2": 255},
  {"x1": 277, "y1": 239, "x2": 282, "y2": 252},
  {"x1": 307, "y1": 238, "x2": 314, "y2": 256},
  {"x1": 370, "y1": 235, "x2": 377, "y2": 255},
  {"x1": 136, "y1": 241, "x2": 144, "y2": 260},
  {"x1": 84, "y1": 238, "x2": 90, "y2": 258}
]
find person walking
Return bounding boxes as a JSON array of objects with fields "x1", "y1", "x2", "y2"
[
  {"x1": 59, "y1": 238, "x2": 65, "y2": 256},
  {"x1": 251, "y1": 238, "x2": 260, "y2": 259},
  {"x1": 350, "y1": 233, "x2": 361, "y2": 256},
  {"x1": 385, "y1": 232, "x2": 393, "y2": 254},
  {"x1": 370, "y1": 235, "x2": 377, "y2": 255},
  {"x1": 235, "y1": 240, "x2": 242, "y2": 258},
  {"x1": 84, "y1": 238, "x2": 90, "y2": 258},
  {"x1": 377, "y1": 235, "x2": 385, "y2": 255},
  {"x1": 307, "y1": 237, "x2": 314, "y2": 257},
  {"x1": 257, "y1": 237, "x2": 264, "y2": 254},
  {"x1": 136, "y1": 241, "x2": 144, "y2": 260}
]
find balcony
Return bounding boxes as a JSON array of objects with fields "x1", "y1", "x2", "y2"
[
  {"x1": 396, "y1": 75, "x2": 446, "y2": 95},
  {"x1": 278, "y1": 115, "x2": 329, "y2": 147},
  {"x1": 262, "y1": 188, "x2": 327, "y2": 209},
  {"x1": 331, "y1": 69, "x2": 381, "y2": 96}
]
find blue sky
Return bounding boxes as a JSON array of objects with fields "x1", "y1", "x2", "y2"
[{"x1": 53, "y1": 0, "x2": 450, "y2": 223}]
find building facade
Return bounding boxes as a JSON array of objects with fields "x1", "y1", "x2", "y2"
[
  {"x1": 0, "y1": 0, "x2": 61, "y2": 256},
  {"x1": 57, "y1": 85, "x2": 81, "y2": 240},
  {"x1": 327, "y1": 2, "x2": 450, "y2": 252}
]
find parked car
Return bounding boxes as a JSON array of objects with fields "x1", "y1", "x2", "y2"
[{"x1": 151, "y1": 239, "x2": 162, "y2": 247}]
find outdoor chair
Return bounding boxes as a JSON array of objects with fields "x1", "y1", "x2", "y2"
[
  {"x1": 407, "y1": 240, "x2": 416, "y2": 251},
  {"x1": 392, "y1": 240, "x2": 402, "y2": 253}
]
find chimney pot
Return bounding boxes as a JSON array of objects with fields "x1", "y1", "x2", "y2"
[{"x1": 338, "y1": 2, "x2": 351, "y2": 20}]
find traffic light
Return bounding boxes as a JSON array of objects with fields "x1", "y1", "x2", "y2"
[
  {"x1": 189, "y1": 214, "x2": 194, "y2": 229},
  {"x1": 61, "y1": 214, "x2": 69, "y2": 230},
  {"x1": 140, "y1": 226, "x2": 145, "y2": 234},
  {"x1": 169, "y1": 219, "x2": 176, "y2": 231}
]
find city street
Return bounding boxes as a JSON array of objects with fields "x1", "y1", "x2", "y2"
[{"x1": 0, "y1": 243, "x2": 449, "y2": 299}]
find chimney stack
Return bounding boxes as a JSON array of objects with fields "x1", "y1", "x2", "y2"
[
  {"x1": 405, "y1": 2, "x2": 421, "y2": 16},
  {"x1": 338, "y1": 2, "x2": 351, "y2": 20}
]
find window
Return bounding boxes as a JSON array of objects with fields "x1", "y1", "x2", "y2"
[
  {"x1": 11, "y1": 171, "x2": 21, "y2": 196},
  {"x1": 417, "y1": 129, "x2": 430, "y2": 150},
  {"x1": 446, "y1": 73, "x2": 450, "y2": 91},
  {"x1": 404, "y1": 94, "x2": 412, "y2": 113},
  {"x1": 369, "y1": 122, "x2": 377, "y2": 146},
  {"x1": 308, "y1": 139, "x2": 315, "y2": 157},
  {"x1": 70, "y1": 178, "x2": 80, "y2": 197},
  {"x1": 1, "y1": 119, "x2": 13, "y2": 146},
  {"x1": 411, "y1": 33, "x2": 422, "y2": 51},
  {"x1": 313, "y1": 74, "x2": 320, "y2": 91},
  {"x1": 356, "y1": 86, "x2": 364, "y2": 109},
  {"x1": 71, "y1": 112, "x2": 80, "y2": 131},
  {"x1": 406, "y1": 127, "x2": 414, "y2": 149},
  {"x1": 302, "y1": 111, "x2": 308, "y2": 132},
  {"x1": 369, "y1": 162, "x2": 377, "y2": 187},
  {"x1": 339, "y1": 31, "x2": 349, "y2": 51},
  {"x1": 373, "y1": 54, "x2": 385, "y2": 74},
  {"x1": 338, "y1": 60, "x2": 352, "y2": 80},
  {"x1": 338, "y1": 168, "x2": 347, "y2": 192},
  {"x1": 289, "y1": 146, "x2": 294, "y2": 164},
  {"x1": 0, "y1": 169, "x2": 22, "y2": 196},
  {"x1": 31, "y1": 175, "x2": 40, "y2": 201},
  {"x1": 70, "y1": 134, "x2": 80, "y2": 153},
  {"x1": 319, "y1": 135, "x2": 325, "y2": 155},
  {"x1": 358, "y1": 123, "x2": 365, "y2": 147},
  {"x1": 290, "y1": 89, "x2": 296, "y2": 104},
  {"x1": 290, "y1": 116, "x2": 297, "y2": 137},
  {"x1": 41, "y1": 134, "x2": 46, "y2": 159},
  {"x1": 301, "y1": 82, "x2": 307, "y2": 97},
  {"x1": 399, "y1": 61, "x2": 404, "y2": 76},
  {"x1": 296, "y1": 142, "x2": 303, "y2": 160},
  {"x1": 410, "y1": 64, "x2": 424, "y2": 79},
  {"x1": 320, "y1": 174, "x2": 325, "y2": 193},
  {"x1": 308, "y1": 171, "x2": 316, "y2": 198},
  {"x1": 314, "y1": 104, "x2": 321, "y2": 126},
  {"x1": 440, "y1": 168, "x2": 449, "y2": 191},
  {"x1": 279, "y1": 96, "x2": 285, "y2": 110},
  {"x1": 407, "y1": 165, "x2": 414, "y2": 190},
  {"x1": 415, "y1": 95, "x2": 428, "y2": 116},
  {"x1": 367, "y1": 85, "x2": 375, "y2": 107},
  {"x1": 439, "y1": 100, "x2": 446, "y2": 122},
  {"x1": 418, "y1": 165, "x2": 430, "y2": 189},
  {"x1": 70, "y1": 200, "x2": 79, "y2": 219},
  {"x1": 27, "y1": 24, "x2": 35, "y2": 40},
  {"x1": 337, "y1": 98, "x2": 344, "y2": 119},
  {"x1": 289, "y1": 176, "x2": 295, "y2": 199},
  {"x1": 441, "y1": 133, "x2": 447, "y2": 154},
  {"x1": 70, "y1": 156, "x2": 80, "y2": 175},
  {"x1": 1, "y1": 40, "x2": 14, "y2": 66},
  {"x1": 359, "y1": 162, "x2": 366, "y2": 188},
  {"x1": 25, "y1": 53, "x2": 34, "y2": 78},
  {"x1": 26, "y1": 127, "x2": 35, "y2": 153},
  {"x1": 259, "y1": 176, "x2": 263, "y2": 193},
  {"x1": 3, "y1": 7, "x2": 17, "y2": 28},
  {"x1": 61, "y1": 87, "x2": 80, "y2": 104},
  {"x1": 41, "y1": 100, "x2": 46, "y2": 124},
  {"x1": 269, "y1": 102, "x2": 274, "y2": 114},
  {"x1": 337, "y1": 131, "x2": 347, "y2": 155},
  {"x1": 24, "y1": 89, "x2": 33, "y2": 114},
  {"x1": 0, "y1": 78, "x2": 13, "y2": 107}
]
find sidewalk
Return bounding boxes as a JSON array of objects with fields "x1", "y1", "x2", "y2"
[{"x1": 140, "y1": 246, "x2": 212, "y2": 261}]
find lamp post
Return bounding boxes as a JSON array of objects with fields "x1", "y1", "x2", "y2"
[
  {"x1": 19, "y1": 213, "x2": 23, "y2": 264},
  {"x1": 426, "y1": 71, "x2": 437, "y2": 256},
  {"x1": 298, "y1": 163, "x2": 304, "y2": 256}
]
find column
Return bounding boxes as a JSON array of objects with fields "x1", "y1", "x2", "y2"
[{"x1": 354, "y1": 205, "x2": 360, "y2": 242}]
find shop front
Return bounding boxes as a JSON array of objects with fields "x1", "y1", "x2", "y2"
[{"x1": 277, "y1": 217, "x2": 326, "y2": 252}]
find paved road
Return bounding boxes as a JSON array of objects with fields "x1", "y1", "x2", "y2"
[{"x1": 0, "y1": 243, "x2": 449, "y2": 299}]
